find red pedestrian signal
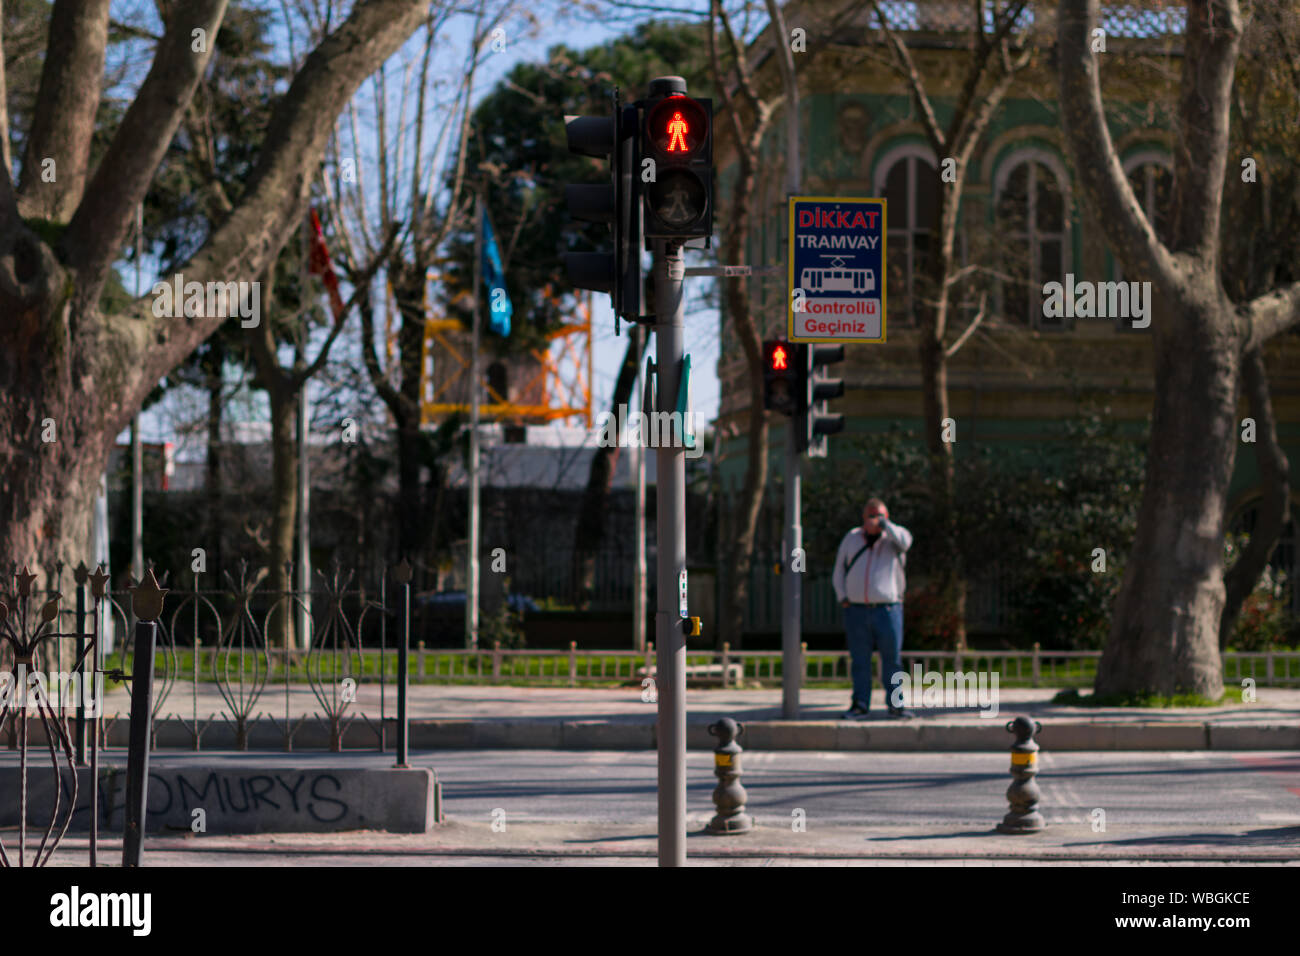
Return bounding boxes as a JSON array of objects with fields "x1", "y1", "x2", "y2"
[
  {"x1": 666, "y1": 112, "x2": 689, "y2": 152},
  {"x1": 763, "y1": 340, "x2": 798, "y2": 416},
  {"x1": 642, "y1": 88, "x2": 712, "y2": 240}
]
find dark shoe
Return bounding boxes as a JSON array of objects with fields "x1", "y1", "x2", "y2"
[
  {"x1": 887, "y1": 707, "x2": 915, "y2": 719},
  {"x1": 842, "y1": 701, "x2": 870, "y2": 720}
]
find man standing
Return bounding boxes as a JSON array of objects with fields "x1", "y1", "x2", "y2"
[{"x1": 831, "y1": 498, "x2": 913, "y2": 719}]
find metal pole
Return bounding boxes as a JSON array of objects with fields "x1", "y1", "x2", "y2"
[
  {"x1": 770, "y1": 0, "x2": 804, "y2": 720},
  {"x1": 296, "y1": 376, "x2": 311, "y2": 649},
  {"x1": 396, "y1": 562, "x2": 411, "y2": 767},
  {"x1": 74, "y1": 571, "x2": 87, "y2": 766},
  {"x1": 296, "y1": 213, "x2": 310, "y2": 650},
  {"x1": 122, "y1": 618, "x2": 158, "y2": 867},
  {"x1": 132, "y1": 203, "x2": 144, "y2": 586},
  {"x1": 653, "y1": 237, "x2": 687, "y2": 867},
  {"x1": 632, "y1": 324, "x2": 647, "y2": 653},
  {"x1": 467, "y1": 193, "x2": 482, "y2": 650}
]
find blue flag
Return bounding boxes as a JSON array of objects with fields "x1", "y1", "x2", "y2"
[{"x1": 481, "y1": 210, "x2": 512, "y2": 337}]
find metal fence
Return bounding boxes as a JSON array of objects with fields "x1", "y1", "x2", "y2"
[{"x1": 355, "y1": 643, "x2": 1300, "y2": 690}]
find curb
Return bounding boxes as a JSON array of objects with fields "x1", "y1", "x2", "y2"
[
  {"x1": 405, "y1": 718, "x2": 1300, "y2": 751},
  {"x1": 32, "y1": 716, "x2": 1297, "y2": 752}
]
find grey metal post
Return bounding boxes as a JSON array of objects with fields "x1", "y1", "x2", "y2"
[
  {"x1": 632, "y1": 323, "x2": 647, "y2": 652},
  {"x1": 394, "y1": 560, "x2": 412, "y2": 767},
  {"x1": 654, "y1": 237, "x2": 687, "y2": 867},
  {"x1": 123, "y1": 572, "x2": 166, "y2": 868},
  {"x1": 131, "y1": 203, "x2": 144, "y2": 586},
  {"x1": 296, "y1": 331, "x2": 312, "y2": 649},
  {"x1": 130, "y1": 422, "x2": 143, "y2": 584},
  {"x1": 782, "y1": 428, "x2": 802, "y2": 718},
  {"x1": 467, "y1": 193, "x2": 482, "y2": 650},
  {"x1": 768, "y1": 0, "x2": 804, "y2": 720},
  {"x1": 74, "y1": 563, "x2": 88, "y2": 766}
]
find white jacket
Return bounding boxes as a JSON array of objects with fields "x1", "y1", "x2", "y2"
[{"x1": 831, "y1": 519, "x2": 913, "y2": 604}]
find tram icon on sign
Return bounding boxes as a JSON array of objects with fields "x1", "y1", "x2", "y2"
[{"x1": 800, "y1": 255, "x2": 874, "y2": 294}]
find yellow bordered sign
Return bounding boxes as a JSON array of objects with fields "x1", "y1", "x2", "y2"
[{"x1": 788, "y1": 196, "x2": 887, "y2": 344}]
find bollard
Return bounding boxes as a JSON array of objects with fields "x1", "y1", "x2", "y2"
[
  {"x1": 706, "y1": 718, "x2": 754, "y2": 834},
  {"x1": 996, "y1": 715, "x2": 1045, "y2": 834}
]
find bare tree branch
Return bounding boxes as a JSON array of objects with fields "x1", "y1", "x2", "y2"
[
  {"x1": 64, "y1": 0, "x2": 228, "y2": 295},
  {"x1": 1057, "y1": 0, "x2": 1178, "y2": 290},
  {"x1": 944, "y1": 292, "x2": 987, "y2": 359},
  {"x1": 869, "y1": 0, "x2": 945, "y2": 152},
  {"x1": 1170, "y1": 0, "x2": 1242, "y2": 259},
  {"x1": 1246, "y1": 280, "x2": 1300, "y2": 346},
  {"x1": 16, "y1": 0, "x2": 113, "y2": 222},
  {"x1": 111, "y1": 0, "x2": 431, "y2": 428}
]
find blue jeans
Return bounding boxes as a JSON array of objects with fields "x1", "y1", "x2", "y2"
[{"x1": 843, "y1": 603, "x2": 904, "y2": 711}]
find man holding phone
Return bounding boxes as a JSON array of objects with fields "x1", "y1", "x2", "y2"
[{"x1": 831, "y1": 498, "x2": 913, "y2": 719}]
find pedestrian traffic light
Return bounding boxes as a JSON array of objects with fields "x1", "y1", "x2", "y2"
[
  {"x1": 563, "y1": 93, "x2": 644, "y2": 321},
  {"x1": 641, "y1": 77, "x2": 712, "y2": 242},
  {"x1": 800, "y1": 344, "x2": 845, "y2": 457},
  {"x1": 763, "y1": 339, "x2": 798, "y2": 416}
]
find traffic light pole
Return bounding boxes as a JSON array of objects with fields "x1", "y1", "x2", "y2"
[
  {"x1": 653, "y1": 238, "x2": 687, "y2": 867},
  {"x1": 774, "y1": 8, "x2": 804, "y2": 721}
]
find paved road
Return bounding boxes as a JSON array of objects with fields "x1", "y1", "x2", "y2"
[
  {"x1": 428, "y1": 749, "x2": 1300, "y2": 827},
  {"x1": 28, "y1": 749, "x2": 1300, "y2": 866}
]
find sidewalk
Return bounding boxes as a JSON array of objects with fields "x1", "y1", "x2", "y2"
[{"x1": 117, "y1": 684, "x2": 1300, "y2": 750}]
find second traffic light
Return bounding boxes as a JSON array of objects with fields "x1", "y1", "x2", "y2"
[
  {"x1": 800, "y1": 344, "x2": 846, "y2": 456},
  {"x1": 763, "y1": 339, "x2": 799, "y2": 416},
  {"x1": 642, "y1": 78, "x2": 712, "y2": 242}
]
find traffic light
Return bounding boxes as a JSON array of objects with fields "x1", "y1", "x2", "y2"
[
  {"x1": 563, "y1": 94, "x2": 644, "y2": 321},
  {"x1": 763, "y1": 339, "x2": 798, "y2": 416},
  {"x1": 800, "y1": 344, "x2": 845, "y2": 456},
  {"x1": 641, "y1": 78, "x2": 712, "y2": 242}
]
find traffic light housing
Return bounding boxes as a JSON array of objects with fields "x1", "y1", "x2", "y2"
[
  {"x1": 763, "y1": 339, "x2": 798, "y2": 416},
  {"x1": 800, "y1": 344, "x2": 845, "y2": 456},
  {"x1": 563, "y1": 95, "x2": 644, "y2": 321},
  {"x1": 641, "y1": 81, "x2": 712, "y2": 242}
]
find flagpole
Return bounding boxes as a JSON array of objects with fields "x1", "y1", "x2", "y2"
[
  {"x1": 467, "y1": 191, "x2": 482, "y2": 651},
  {"x1": 297, "y1": 209, "x2": 312, "y2": 650}
]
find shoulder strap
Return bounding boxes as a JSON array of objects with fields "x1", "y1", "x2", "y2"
[{"x1": 843, "y1": 539, "x2": 871, "y2": 576}]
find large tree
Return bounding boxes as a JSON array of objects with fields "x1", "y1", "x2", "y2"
[
  {"x1": 0, "y1": 0, "x2": 433, "y2": 572},
  {"x1": 1057, "y1": 0, "x2": 1300, "y2": 697}
]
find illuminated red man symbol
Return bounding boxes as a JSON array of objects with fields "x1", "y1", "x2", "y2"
[
  {"x1": 772, "y1": 345, "x2": 788, "y2": 370},
  {"x1": 667, "y1": 111, "x2": 689, "y2": 152}
]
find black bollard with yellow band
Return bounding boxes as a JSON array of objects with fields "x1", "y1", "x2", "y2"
[
  {"x1": 997, "y1": 715, "x2": 1046, "y2": 834},
  {"x1": 706, "y1": 717, "x2": 754, "y2": 834}
]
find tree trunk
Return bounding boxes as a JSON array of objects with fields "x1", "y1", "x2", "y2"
[
  {"x1": 392, "y1": 269, "x2": 429, "y2": 563},
  {"x1": 0, "y1": 250, "x2": 103, "y2": 571},
  {"x1": 206, "y1": 340, "x2": 225, "y2": 578},
  {"x1": 1219, "y1": 344, "x2": 1291, "y2": 648},
  {"x1": 1096, "y1": 299, "x2": 1237, "y2": 698},
  {"x1": 918, "y1": 173, "x2": 967, "y2": 649},
  {"x1": 573, "y1": 329, "x2": 647, "y2": 608}
]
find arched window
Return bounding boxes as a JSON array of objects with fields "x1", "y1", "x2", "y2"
[
  {"x1": 874, "y1": 145, "x2": 938, "y2": 324},
  {"x1": 1116, "y1": 152, "x2": 1174, "y2": 329},
  {"x1": 994, "y1": 152, "x2": 1070, "y2": 328}
]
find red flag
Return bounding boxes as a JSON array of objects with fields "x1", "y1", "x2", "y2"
[{"x1": 308, "y1": 208, "x2": 346, "y2": 319}]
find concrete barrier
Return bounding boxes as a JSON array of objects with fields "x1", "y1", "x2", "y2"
[{"x1": 0, "y1": 763, "x2": 439, "y2": 834}]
